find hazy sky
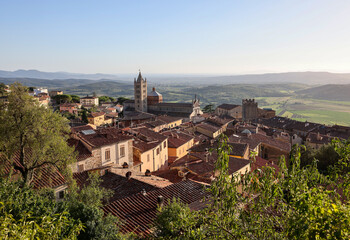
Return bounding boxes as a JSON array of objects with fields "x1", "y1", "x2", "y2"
[{"x1": 1, "y1": 0, "x2": 350, "y2": 74}]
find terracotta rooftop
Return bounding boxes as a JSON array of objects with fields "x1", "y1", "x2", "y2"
[
  {"x1": 67, "y1": 138, "x2": 92, "y2": 161},
  {"x1": 161, "y1": 130, "x2": 194, "y2": 148},
  {"x1": 122, "y1": 111, "x2": 155, "y2": 121},
  {"x1": 189, "y1": 141, "x2": 248, "y2": 157},
  {"x1": 229, "y1": 133, "x2": 291, "y2": 152},
  {"x1": 156, "y1": 115, "x2": 183, "y2": 124},
  {"x1": 251, "y1": 156, "x2": 280, "y2": 173},
  {"x1": 70, "y1": 125, "x2": 94, "y2": 133},
  {"x1": 1, "y1": 152, "x2": 66, "y2": 189},
  {"x1": 128, "y1": 127, "x2": 167, "y2": 153},
  {"x1": 306, "y1": 132, "x2": 334, "y2": 145},
  {"x1": 103, "y1": 180, "x2": 209, "y2": 235},
  {"x1": 171, "y1": 152, "x2": 250, "y2": 179},
  {"x1": 32, "y1": 165, "x2": 66, "y2": 189},
  {"x1": 217, "y1": 104, "x2": 241, "y2": 110},
  {"x1": 78, "y1": 127, "x2": 133, "y2": 149},
  {"x1": 73, "y1": 171, "x2": 159, "y2": 202},
  {"x1": 150, "y1": 102, "x2": 193, "y2": 108},
  {"x1": 89, "y1": 112, "x2": 105, "y2": 118},
  {"x1": 196, "y1": 122, "x2": 221, "y2": 133}
]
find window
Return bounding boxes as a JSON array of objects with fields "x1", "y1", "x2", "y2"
[
  {"x1": 160, "y1": 145, "x2": 162, "y2": 151},
  {"x1": 105, "y1": 148, "x2": 111, "y2": 161},
  {"x1": 156, "y1": 148, "x2": 160, "y2": 155},
  {"x1": 147, "y1": 154, "x2": 150, "y2": 162},
  {"x1": 58, "y1": 190, "x2": 64, "y2": 199},
  {"x1": 164, "y1": 141, "x2": 166, "y2": 148},
  {"x1": 120, "y1": 145, "x2": 125, "y2": 157}
]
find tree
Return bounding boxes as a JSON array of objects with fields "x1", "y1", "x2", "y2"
[
  {"x1": 202, "y1": 104, "x2": 214, "y2": 113},
  {"x1": 81, "y1": 109, "x2": 88, "y2": 123},
  {"x1": 0, "y1": 82, "x2": 6, "y2": 96},
  {"x1": 154, "y1": 135, "x2": 350, "y2": 239},
  {"x1": 117, "y1": 97, "x2": 129, "y2": 105},
  {"x1": 65, "y1": 173, "x2": 124, "y2": 240},
  {"x1": 53, "y1": 94, "x2": 73, "y2": 104},
  {"x1": 99, "y1": 96, "x2": 115, "y2": 103},
  {"x1": 0, "y1": 83, "x2": 76, "y2": 186},
  {"x1": 0, "y1": 178, "x2": 83, "y2": 239},
  {"x1": 71, "y1": 95, "x2": 80, "y2": 103}
]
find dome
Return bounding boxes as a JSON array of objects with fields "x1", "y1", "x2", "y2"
[{"x1": 148, "y1": 87, "x2": 162, "y2": 97}]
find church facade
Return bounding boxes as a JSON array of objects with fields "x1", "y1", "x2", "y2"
[{"x1": 127, "y1": 71, "x2": 203, "y2": 121}]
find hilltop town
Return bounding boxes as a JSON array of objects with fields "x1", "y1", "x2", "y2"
[{"x1": 1, "y1": 72, "x2": 350, "y2": 238}]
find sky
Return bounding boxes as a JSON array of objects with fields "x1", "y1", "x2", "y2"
[{"x1": 1, "y1": 0, "x2": 350, "y2": 75}]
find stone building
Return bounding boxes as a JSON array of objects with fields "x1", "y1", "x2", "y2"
[
  {"x1": 215, "y1": 104, "x2": 242, "y2": 119},
  {"x1": 148, "y1": 96, "x2": 203, "y2": 121},
  {"x1": 242, "y1": 99, "x2": 258, "y2": 122},
  {"x1": 127, "y1": 127, "x2": 168, "y2": 173},
  {"x1": 80, "y1": 96, "x2": 99, "y2": 107},
  {"x1": 147, "y1": 87, "x2": 163, "y2": 105},
  {"x1": 69, "y1": 128, "x2": 133, "y2": 173},
  {"x1": 134, "y1": 71, "x2": 147, "y2": 112}
]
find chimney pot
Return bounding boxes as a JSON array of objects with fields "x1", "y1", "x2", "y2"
[
  {"x1": 126, "y1": 171, "x2": 132, "y2": 180},
  {"x1": 157, "y1": 195, "x2": 164, "y2": 207}
]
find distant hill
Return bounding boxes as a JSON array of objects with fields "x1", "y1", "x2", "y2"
[
  {"x1": 0, "y1": 77, "x2": 98, "y2": 88},
  {"x1": 3, "y1": 70, "x2": 350, "y2": 85},
  {"x1": 297, "y1": 84, "x2": 350, "y2": 101},
  {"x1": 0, "y1": 69, "x2": 119, "y2": 80},
  {"x1": 62, "y1": 81, "x2": 134, "y2": 97},
  {"x1": 154, "y1": 72, "x2": 350, "y2": 85}
]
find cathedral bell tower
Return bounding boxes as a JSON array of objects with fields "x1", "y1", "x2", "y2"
[{"x1": 134, "y1": 71, "x2": 147, "y2": 112}]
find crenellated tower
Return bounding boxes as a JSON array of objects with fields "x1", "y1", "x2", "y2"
[
  {"x1": 242, "y1": 98, "x2": 258, "y2": 122},
  {"x1": 134, "y1": 71, "x2": 147, "y2": 112}
]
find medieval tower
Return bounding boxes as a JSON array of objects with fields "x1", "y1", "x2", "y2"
[
  {"x1": 242, "y1": 99, "x2": 258, "y2": 122},
  {"x1": 134, "y1": 71, "x2": 147, "y2": 112}
]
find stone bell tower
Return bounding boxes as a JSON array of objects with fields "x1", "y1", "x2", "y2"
[{"x1": 134, "y1": 71, "x2": 147, "y2": 112}]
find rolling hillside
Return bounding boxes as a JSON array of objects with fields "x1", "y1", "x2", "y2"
[
  {"x1": 297, "y1": 84, "x2": 350, "y2": 101},
  {"x1": 62, "y1": 81, "x2": 134, "y2": 97}
]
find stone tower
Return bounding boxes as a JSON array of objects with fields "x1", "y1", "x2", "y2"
[
  {"x1": 134, "y1": 71, "x2": 147, "y2": 112},
  {"x1": 242, "y1": 99, "x2": 258, "y2": 122}
]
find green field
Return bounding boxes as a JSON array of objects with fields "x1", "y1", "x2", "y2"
[{"x1": 257, "y1": 97, "x2": 350, "y2": 126}]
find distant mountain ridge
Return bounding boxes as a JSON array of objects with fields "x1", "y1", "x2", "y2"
[
  {"x1": 2, "y1": 69, "x2": 350, "y2": 85},
  {"x1": 0, "y1": 69, "x2": 119, "y2": 80}
]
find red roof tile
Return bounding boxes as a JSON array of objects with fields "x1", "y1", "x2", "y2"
[
  {"x1": 103, "y1": 180, "x2": 209, "y2": 235},
  {"x1": 78, "y1": 127, "x2": 133, "y2": 148}
]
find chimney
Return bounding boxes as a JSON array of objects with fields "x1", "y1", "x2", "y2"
[
  {"x1": 126, "y1": 171, "x2": 132, "y2": 180},
  {"x1": 153, "y1": 87, "x2": 155, "y2": 92},
  {"x1": 205, "y1": 148, "x2": 209, "y2": 162},
  {"x1": 157, "y1": 195, "x2": 164, "y2": 208},
  {"x1": 141, "y1": 188, "x2": 147, "y2": 196}
]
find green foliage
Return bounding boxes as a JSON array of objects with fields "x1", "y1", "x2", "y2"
[
  {"x1": 62, "y1": 111, "x2": 78, "y2": 120},
  {"x1": 53, "y1": 94, "x2": 73, "y2": 104},
  {"x1": 299, "y1": 144, "x2": 340, "y2": 174},
  {"x1": 65, "y1": 172, "x2": 122, "y2": 240},
  {"x1": 202, "y1": 104, "x2": 214, "y2": 113},
  {"x1": 153, "y1": 135, "x2": 350, "y2": 239},
  {"x1": 81, "y1": 109, "x2": 88, "y2": 123},
  {"x1": 117, "y1": 97, "x2": 130, "y2": 104},
  {"x1": 0, "y1": 82, "x2": 6, "y2": 96},
  {"x1": 99, "y1": 95, "x2": 115, "y2": 103},
  {"x1": 71, "y1": 94, "x2": 80, "y2": 103},
  {"x1": 154, "y1": 199, "x2": 204, "y2": 239},
  {"x1": 0, "y1": 178, "x2": 82, "y2": 239},
  {"x1": 0, "y1": 83, "x2": 76, "y2": 185}
]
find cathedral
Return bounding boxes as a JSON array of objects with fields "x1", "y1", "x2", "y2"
[{"x1": 127, "y1": 71, "x2": 203, "y2": 121}]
